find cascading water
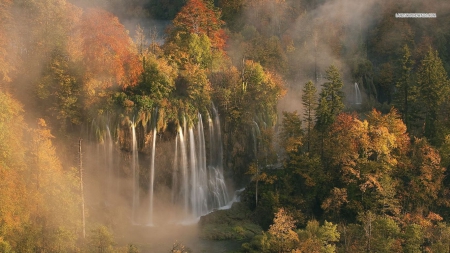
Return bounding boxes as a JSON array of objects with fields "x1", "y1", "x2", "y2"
[
  {"x1": 131, "y1": 121, "x2": 139, "y2": 225},
  {"x1": 148, "y1": 127, "x2": 156, "y2": 226},
  {"x1": 355, "y1": 82, "x2": 362, "y2": 105},
  {"x1": 88, "y1": 105, "x2": 230, "y2": 226},
  {"x1": 178, "y1": 126, "x2": 189, "y2": 216},
  {"x1": 188, "y1": 128, "x2": 198, "y2": 217},
  {"x1": 208, "y1": 106, "x2": 228, "y2": 209},
  {"x1": 170, "y1": 107, "x2": 230, "y2": 222},
  {"x1": 172, "y1": 135, "x2": 178, "y2": 204},
  {"x1": 148, "y1": 108, "x2": 158, "y2": 226},
  {"x1": 196, "y1": 114, "x2": 208, "y2": 216},
  {"x1": 105, "y1": 125, "x2": 114, "y2": 202}
]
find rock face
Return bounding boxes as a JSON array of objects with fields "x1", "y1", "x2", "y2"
[{"x1": 199, "y1": 202, "x2": 263, "y2": 240}]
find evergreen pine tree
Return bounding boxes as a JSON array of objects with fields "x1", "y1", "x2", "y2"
[
  {"x1": 416, "y1": 48, "x2": 450, "y2": 142},
  {"x1": 316, "y1": 65, "x2": 345, "y2": 131},
  {"x1": 393, "y1": 44, "x2": 415, "y2": 130},
  {"x1": 302, "y1": 80, "x2": 317, "y2": 152}
]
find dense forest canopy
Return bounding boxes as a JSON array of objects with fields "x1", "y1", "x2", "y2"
[{"x1": 0, "y1": 0, "x2": 450, "y2": 252}]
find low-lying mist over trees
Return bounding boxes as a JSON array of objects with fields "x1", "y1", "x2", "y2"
[{"x1": 0, "y1": 0, "x2": 450, "y2": 252}]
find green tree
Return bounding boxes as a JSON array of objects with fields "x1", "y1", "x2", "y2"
[
  {"x1": 370, "y1": 216, "x2": 401, "y2": 253},
  {"x1": 316, "y1": 65, "x2": 344, "y2": 157},
  {"x1": 217, "y1": 0, "x2": 245, "y2": 30},
  {"x1": 430, "y1": 222, "x2": 450, "y2": 253},
  {"x1": 416, "y1": 48, "x2": 450, "y2": 142},
  {"x1": 166, "y1": 33, "x2": 214, "y2": 70},
  {"x1": 37, "y1": 49, "x2": 82, "y2": 133},
  {"x1": 301, "y1": 80, "x2": 317, "y2": 152},
  {"x1": 279, "y1": 111, "x2": 303, "y2": 153},
  {"x1": 316, "y1": 65, "x2": 345, "y2": 131},
  {"x1": 297, "y1": 220, "x2": 340, "y2": 253},
  {"x1": 181, "y1": 62, "x2": 212, "y2": 111},
  {"x1": 393, "y1": 45, "x2": 415, "y2": 130},
  {"x1": 403, "y1": 224, "x2": 423, "y2": 253},
  {"x1": 136, "y1": 52, "x2": 177, "y2": 104},
  {"x1": 241, "y1": 60, "x2": 285, "y2": 127}
]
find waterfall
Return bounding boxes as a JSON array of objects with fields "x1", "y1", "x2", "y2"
[
  {"x1": 170, "y1": 108, "x2": 229, "y2": 222},
  {"x1": 131, "y1": 122, "x2": 139, "y2": 224},
  {"x1": 188, "y1": 128, "x2": 198, "y2": 217},
  {"x1": 87, "y1": 105, "x2": 230, "y2": 225},
  {"x1": 197, "y1": 114, "x2": 208, "y2": 216},
  {"x1": 252, "y1": 121, "x2": 260, "y2": 156},
  {"x1": 214, "y1": 106, "x2": 224, "y2": 170},
  {"x1": 148, "y1": 127, "x2": 156, "y2": 226},
  {"x1": 208, "y1": 115, "x2": 214, "y2": 166},
  {"x1": 355, "y1": 82, "x2": 362, "y2": 105},
  {"x1": 148, "y1": 108, "x2": 158, "y2": 226},
  {"x1": 208, "y1": 105, "x2": 229, "y2": 209},
  {"x1": 105, "y1": 125, "x2": 114, "y2": 202},
  {"x1": 172, "y1": 134, "x2": 178, "y2": 204},
  {"x1": 178, "y1": 126, "x2": 189, "y2": 215}
]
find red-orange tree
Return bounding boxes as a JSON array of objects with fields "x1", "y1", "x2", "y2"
[
  {"x1": 79, "y1": 8, "x2": 142, "y2": 90},
  {"x1": 169, "y1": 0, "x2": 227, "y2": 51}
]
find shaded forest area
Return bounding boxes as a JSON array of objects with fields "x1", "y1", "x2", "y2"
[{"x1": 1, "y1": 0, "x2": 450, "y2": 252}]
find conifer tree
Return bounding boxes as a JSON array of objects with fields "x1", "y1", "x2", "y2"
[
  {"x1": 393, "y1": 45, "x2": 415, "y2": 130},
  {"x1": 316, "y1": 65, "x2": 344, "y2": 157},
  {"x1": 416, "y1": 48, "x2": 450, "y2": 142},
  {"x1": 316, "y1": 65, "x2": 344, "y2": 131},
  {"x1": 302, "y1": 80, "x2": 317, "y2": 152}
]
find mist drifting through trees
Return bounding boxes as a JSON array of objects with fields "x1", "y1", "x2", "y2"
[{"x1": 0, "y1": 0, "x2": 450, "y2": 252}]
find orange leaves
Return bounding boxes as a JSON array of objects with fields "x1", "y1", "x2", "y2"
[
  {"x1": 367, "y1": 108, "x2": 409, "y2": 155},
  {"x1": 171, "y1": 0, "x2": 227, "y2": 51},
  {"x1": 328, "y1": 109, "x2": 448, "y2": 217},
  {"x1": 328, "y1": 109, "x2": 411, "y2": 209},
  {"x1": 322, "y1": 188, "x2": 349, "y2": 215},
  {"x1": 78, "y1": 8, "x2": 142, "y2": 90},
  {"x1": 330, "y1": 109, "x2": 408, "y2": 171},
  {"x1": 268, "y1": 208, "x2": 299, "y2": 251},
  {"x1": 328, "y1": 113, "x2": 362, "y2": 181},
  {"x1": 0, "y1": 165, "x2": 29, "y2": 239},
  {"x1": 0, "y1": 0, "x2": 13, "y2": 83},
  {"x1": 409, "y1": 138, "x2": 445, "y2": 203}
]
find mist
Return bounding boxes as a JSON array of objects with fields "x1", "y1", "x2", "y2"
[
  {"x1": 1, "y1": 0, "x2": 449, "y2": 252},
  {"x1": 228, "y1": 0, "x2": 449, "y2": 114}
]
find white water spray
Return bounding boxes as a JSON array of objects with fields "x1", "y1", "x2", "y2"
[
  {"x1": 148, "y1": 127, "x2": 156, "y2": 226},
  {"x1": 131, "y1": 122, "x2": 139, "y2": 224},
  {"x1": 355, "y1": 82, "x2": 362, "y2": 105}
]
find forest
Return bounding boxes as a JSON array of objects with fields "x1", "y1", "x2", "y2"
[{"x1": 1, "y1": 0, "x2": 450, "y2": 252}]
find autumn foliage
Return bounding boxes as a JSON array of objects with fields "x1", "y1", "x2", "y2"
[
  {"x1": 170, "y1": 0, "x2": 227, "y2": 50},
  {"x1": 79, "y1": 8, "x2": 142, "y2": 90},
  {"x1": 2, "y1": 0, "x2": 450, "y2": 252}
]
